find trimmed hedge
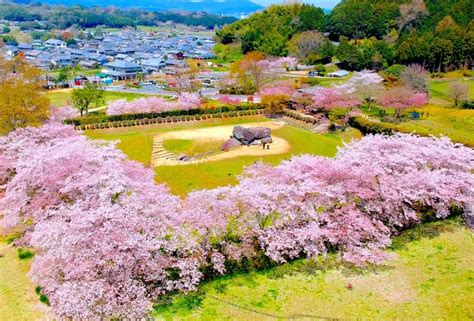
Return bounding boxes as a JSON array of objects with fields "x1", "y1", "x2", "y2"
[
  {"x1": 65, "y1": 104, "x2": 264, "y2": 127},
  {"x1": 349, "y1": 116, "x2": 395, "y2": 135},
  {"x1": 75, "y1": 108, "x2": 265, "y2": 130},
  {"x1": 462, "y1": 101, "x2": 474, "y2": 109}
]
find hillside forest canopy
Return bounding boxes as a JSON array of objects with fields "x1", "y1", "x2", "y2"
[
  {"x1": 215, "y1": 0, "x2": 474, "y2": 72},
  {"x1": 0, "y1": 3, "x2": 237, "y2": 30}
]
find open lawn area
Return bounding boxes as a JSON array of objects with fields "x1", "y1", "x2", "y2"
[
  {"x1": 163, "y1": 139, "x2": 225, "y2": 157},
  {"x1": 429, "y1": 78, "x2": 474, "y2": 106},
  {"x1": 359, "y1": 105, "x2": 474, "y2": 147},
  {"x1": 0, "y1": 235, "x2": 47, "y2": 321},
  {"x1": 86, "y1": 116, "x2": 361, "y2": 195},
  {"x1": 395, "y1": 105, "x2": 474, "y2": 146},
  {"x1": 46, "y1": 90, "x2": 154, "y2": 107},
  {"x1": 153, "y1": 218, "x2": 474, "y2": 320}
]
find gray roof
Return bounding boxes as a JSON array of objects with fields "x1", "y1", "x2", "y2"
[
  {"x1": 45, "y1": 39, "x2": 66, "y2": 45},
  {"x1": 105, "y1": 60, "x2": 141, "y2": 69}
]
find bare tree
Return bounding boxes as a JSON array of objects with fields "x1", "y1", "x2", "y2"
[
  {"x1": 289, "y1": 31, "x2": 326, "y2": 61},
  {"x1": 398, "y1": 0, "x2": 429, "y2": 31},
  {"x1": 401, "y1": 64, "x2": 429, "y2": 93},
  {"x1": 448, "y1": 81, "x2": 469, "y2": 107}
]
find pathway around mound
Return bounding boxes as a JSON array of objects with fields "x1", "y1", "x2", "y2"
[{"x1": 151, "y1": 121, "x2": 290, "y2": 167}]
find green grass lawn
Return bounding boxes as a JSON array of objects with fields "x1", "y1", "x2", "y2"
[
  {"x1": 163, "y1": 139, "x2": 225, "y2": 157},
  {"x1": 86, "y1": 116, "x2": 361, "y2": 196},
  {"x1": 44, "y1": 68, "x2": 102, "y2": 79},
  {"x1": 46, "y1": 90, "x2": 154, "y2": 107},
  {"x1": 395, "y1": 106, "x2": 474, "y2": 147},
  {"x1": 152, "y1": 217, "x2": 474, "y2": 320},
  {"x1": 0, "y1": 236, "x2": 45, "y2": 321}
]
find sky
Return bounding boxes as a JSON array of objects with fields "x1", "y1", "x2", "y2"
[{"x1": 251, "y1": 0, "x2": 340, "y2": 9}]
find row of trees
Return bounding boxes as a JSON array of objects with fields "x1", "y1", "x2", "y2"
[
  {"x1": 1, "y1": 123, "x2": 472, "y2": 319},
  {"x1": 216, "y1": 0, "x2": 474, "y2": 71},
  {"x1": 106, "y1": 93, "x2": 201, "y2": 115}
]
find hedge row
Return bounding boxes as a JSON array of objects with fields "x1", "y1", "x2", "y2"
[
  {"x1": 283, "y1": 109, "x2": 317, "y2": 124},
  {"x1": 75, "y1": 109, "x2": 265, "y2": 131},
  {"x1": 462, "y1": 101, "x2": 474, "y2": 109},
  {"x1": 65, "y1": 104, "x2": 263, "y2": 126},
  {"x1": 348, "y1": 116, "x2": 395, "y2": 135}
]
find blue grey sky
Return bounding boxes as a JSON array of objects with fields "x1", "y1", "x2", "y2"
[{"x1": 251, "y1": 0, "x2": 340, "y2": 9}]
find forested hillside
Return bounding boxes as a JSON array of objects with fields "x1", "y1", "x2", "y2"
[
  {"x1": 215, "y1": 0, "x2": 474, "y2": 71},
  {"x1": 0, "y1": 3, "x2": 237, "y2": 29}
]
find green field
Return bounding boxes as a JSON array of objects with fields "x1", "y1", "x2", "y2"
[
  {"x1": 429, "y1": 79, "x2": 474, "y2": 106},
  {"x1": 86, "y1": 116, "x2": 360, "y2": 195},
  {"x1": 46, "y1": 90, "x2": 154, "y2": 107},
  {"x1": 395, "y1": 105, "x2": 474, "y2": 146},
  {"x1": 153, "y1": 218, "x2": 474, "y2": 320},
  {"x1": 163, "y1": 139, "x2": 225, "y2": 157},
  {"x1": 0, "y1": 236, "x2": 45, "y2": 321}
]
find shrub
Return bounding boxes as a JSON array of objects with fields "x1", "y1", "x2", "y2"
[
  {"x1": 349, "y1": 116, "x2": 395, "y2": 135},
  {"x1": 384, "y1": 64, "x2": 407, "y2": 79},
  {"x1": 17, "y1": 248, "x2": 34, "y2": 260}
]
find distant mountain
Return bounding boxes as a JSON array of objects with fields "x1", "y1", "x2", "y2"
[{"x1": 12, "y1": 0, "x2": 264, "y2": 16}]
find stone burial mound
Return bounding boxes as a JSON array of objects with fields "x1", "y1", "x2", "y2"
[{"x1": 221, "y1": 126, "x2": 273, "y2": 151}]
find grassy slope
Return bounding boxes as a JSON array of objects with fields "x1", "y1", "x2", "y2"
[
  {"x1": 46, "y1": 90, "x2": 154, "y2": 107},
  {"x1": 153, "y1": 218, "x2": 474, "y2": 320},
  {"x1": 429, "y1": 78, "x2": 474, "y2": 106},
  {"x1": 395, "y1": 105, "x2": 474, "y2": 146},
  {"x1": 357, "y1": 79, "x2": 474, "y2": 146},
  {"x1": 0, "y1": 238, "x2": 45, "y2": 321}
]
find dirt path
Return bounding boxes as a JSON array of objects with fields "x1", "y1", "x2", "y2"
[{"x1": 151, "y1": 121, "x2": 290, "y2": 166}]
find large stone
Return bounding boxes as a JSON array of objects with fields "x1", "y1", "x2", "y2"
[
  {"x1": 250, "y1": 139, "x2": 261, "y2": 146},
  {"x1": 241, "y1": 128, "x2": 256, "y2": 144},
  {"x1": 232, "y1": 126, "x2": 245, "y2": 141},
  {"x1": 251, "y1": 127, "x2": 272, "y2": 140},
  {"x1": 225, "y1": 126, "x2": 273, "y2": 149},
  {"x1": 221, "y1": 138, "x2": 242, "y2": 151}
]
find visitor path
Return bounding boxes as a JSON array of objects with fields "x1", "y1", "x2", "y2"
[{"x1": 151, "y1": 121, "x2": 290, "y2": 166}]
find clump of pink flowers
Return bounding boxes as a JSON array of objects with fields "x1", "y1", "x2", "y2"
[
  {"x1": 107, "y1": 93, "x2": 201, "y2": 115},
  {"x1": 258, "y1": 85, "x2": 295, "y2": 98}
]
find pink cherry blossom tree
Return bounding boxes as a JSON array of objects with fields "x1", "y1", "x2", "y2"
[
  {"x1": 258, "y1": 85, "x2": 296, "y2": 98},
  {"x1": 106, "y1": 94, "x2": 201, "y2": 116},
  {"x1": 379, "y1": 86, "x2": 427, "y2": 117},
  {"x1": 338, "y1": 70, "x2": 384, "y2": 108},
  {"x1": 309, "y1": 86, "x2": 361, "y2": 110}
]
